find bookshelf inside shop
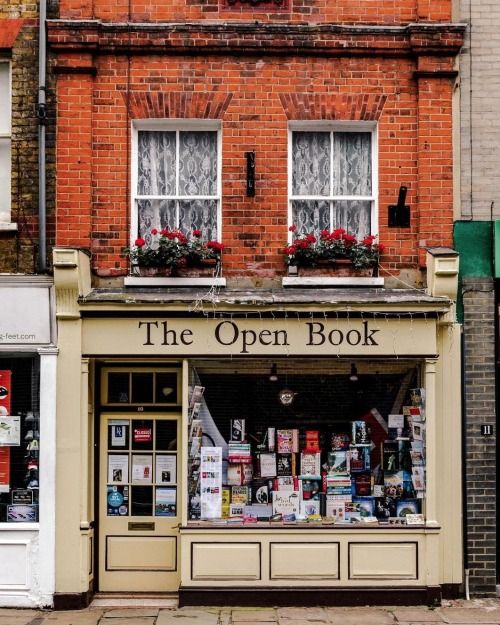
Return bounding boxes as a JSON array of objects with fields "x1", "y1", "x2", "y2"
[{"x1": 187, "y1": 364, "x2": 426, "y2": 528}]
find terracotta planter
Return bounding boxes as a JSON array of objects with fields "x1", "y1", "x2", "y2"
[
  {"x1": 297, "y1": 259, "x2": 374, "y2": 278},
  {"x1": 173, "y1": 259, "x2": 219, "y2": 278}
]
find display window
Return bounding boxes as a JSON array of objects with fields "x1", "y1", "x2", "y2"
[
  {"x1": 0, "y1": 356, "x2": 40, "y2": 523},
  {"x1": 187, "y1": 359, "x2": 426, "y2": 527}
]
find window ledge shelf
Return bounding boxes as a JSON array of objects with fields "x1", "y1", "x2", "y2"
[
  {"x1": 282, "y1": 276, "x2": 385, "y2": 287},
  {"x1": 0, "y1": 222, "x2": 18, "y2": 232},
  {"x1": 124, "y1": 276, "x2": 226, "y2": 287}
]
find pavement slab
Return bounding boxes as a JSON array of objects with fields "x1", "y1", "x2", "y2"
[
  {"x1": 156, "y1": 608, "x2": 219, "y2": 625},
  {"x1": 437, "y1": 609, "x2": 500, "y2": 624},
  {"x1": 392, "y1": 609, "x2": 445, "y2": 622},
  {"x1": 41, "y1": 610, "x2": 104, "y2": 625},
  {"x1": 0, "y1": 618, "x2": 41, "y2": 625},
  {"x1": 277, "y1": 608, "x2": 328, "y2": 622},
  {"x1": 325, "y1": 608, "x2": 396, "y2": 625},
  {"x1": 232, "y1": 610, "x2": 278, "y2": 622},
  {"x1": 101, "y1": 609, "x2": 159, "y2": 618}
]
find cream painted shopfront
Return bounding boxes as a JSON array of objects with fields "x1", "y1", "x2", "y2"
[{"x1": 53, "y1": 250, "x2": 462, "y2": 607}]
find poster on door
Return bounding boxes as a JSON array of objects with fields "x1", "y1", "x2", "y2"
[{"x1": 0, "y1": 416, "x2": 20, "y2": 446}]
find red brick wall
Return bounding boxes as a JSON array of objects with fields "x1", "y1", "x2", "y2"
[
  {"x1": 58, "y1": 0, "x2": 450, "y2": 25},
  {"x1": 48, "y1": 0, "x2": 461, "y2": 282}
]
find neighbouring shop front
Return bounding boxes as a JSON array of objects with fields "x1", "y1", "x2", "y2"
[
  {"x1": 53, "y1": 249, "x2": 462, "y2": 607},
  {"x1": 0, "y1": 276, "x2": 57, "y2": 607}
]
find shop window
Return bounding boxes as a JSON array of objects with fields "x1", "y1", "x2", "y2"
[
  {"x1": 0, "y1": 356, "x2": 40, "y2": 523},
  {"x1": 187, "y1": 360, "x2": 426, "y2": 527},
  {"x1": 132, "y1": 122, "x2": 221, "y2": 247},
  {"x1": 289, "y1": 126, "x2": 377, "y2": 240},
  {"x1": 0, "y1": 61, "x2": 12, "y2": 225}
]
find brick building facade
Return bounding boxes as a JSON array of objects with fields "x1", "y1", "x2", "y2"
[
  {"x1": 47, "y1": 0, "x2": 466, "y2": 607},
  {"x1": 456, "y1": 0, "x2": 500, "y2": 598}
]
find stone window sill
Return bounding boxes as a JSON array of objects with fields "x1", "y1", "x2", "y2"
[
  {"x1": 124, "y1": 276, "x2": 226, "y2": 287},
  {"x1": 282, "y1": 276, "x2": 385, "y2": 287},
  {"x1": 0, "y1": 222, "x2": 18, "y2": 232}
]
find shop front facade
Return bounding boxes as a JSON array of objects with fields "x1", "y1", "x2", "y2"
[
  {"x1": 52, "y1": 251, "x2": 462, "y2": 606},
  {"x1": 0, "y1": 276, "x2": 57, "y2": 607}
]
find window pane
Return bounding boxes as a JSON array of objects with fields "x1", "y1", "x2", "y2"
[
  {"x1": 137, "y1": 199, "x2": 176, "y2": 240},
  {"x1": 0, "y1": 64, "x2": 10, "y2": 134},
  {"x1": 332, "y1": 200, "x2": 371, "y2": 239},
  {"x1": 155, "y1": 372, "x2": 178, "y2": 404},
  {"x1": 137, "y1": 131, "x2": 176, "y2": 195},
  {"x1": 292, "y1": 132, "x2": 330, "y2": 196},
  {"x1": 292, "y1": 200, "x2": 330, "y2": 234},
  {"x1": 179, "y1": 200, "x2": 218, "y2": 239},
  {"x1": 107, "y1": 372, "x2": 130, "y2": 403},
  {"x1": 131, "y1": 374, "x2": 154, "y2": 404},
  {"x1": 178, "y1": 131, "x2": 217, "y2": 196},
  {"x1": 131, "y1": 486, "x2": 153, "y2": 516},
  {"x1": 0, "y1": 138, "x2": 11, "y2": 218},
  {"x1": 332, "y1": 132, "x2": 372, "y2": 196}
]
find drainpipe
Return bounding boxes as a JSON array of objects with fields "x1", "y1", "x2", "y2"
[{"x1": 37, "y1": 0, "x2": 47, "y2": 273}]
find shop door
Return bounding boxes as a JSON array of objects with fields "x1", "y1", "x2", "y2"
[{"x1": 98, "y1": 414, "x2": 181, "y2": 591}]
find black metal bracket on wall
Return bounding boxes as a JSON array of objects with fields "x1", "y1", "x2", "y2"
[
  {"x1": 388, "y1": 185, "x2": 411, "y2": 228},
  {"x1": 246, "y1": 151, "x2": 255, "y2": 197}
]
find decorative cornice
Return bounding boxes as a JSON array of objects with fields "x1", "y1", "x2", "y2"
[{"x1": 47, "y1": 20, "x2": 466, "y2": 58}]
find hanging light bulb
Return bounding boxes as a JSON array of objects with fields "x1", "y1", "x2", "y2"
[
  {"x1": 269, "y1": 363, "x2": 278, "y2": 382},
  {"x1": 349, "y1": 363, "x2": 359, "y2": 382}
]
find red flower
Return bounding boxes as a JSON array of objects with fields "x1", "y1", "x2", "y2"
[
  {"x1": 192, "y1": 229, "x2": 202, "y2": 237},
  {"x1": 284, "y1": 245, "x2": 297, "y2": 255},
  {"x1": 306, "y1": 234, "x2": 317, "y2": 243},
  {"x1": 135, "y1": 238, "x2": 146, "y2": 247},
  {"x1": 343, "y1": 233, "x2": 357, "y2": 245},
  {"x1": 207, "y1": 241, "x2": 224, "y2": 251},
  {"x1": 151, "y1": 228, "x2": 158, "y2": 236},
  {"x1": 378, "y1": 243, "x2": 385, "y2": 253},
  {"x1": 289, "y1": 225, "x2": 297, "y2": 232},
  {"x1": 160, "y1": 229, "x2": 169, "y2": 237},
  {"x1": 320, "y1": 230, "x2": 330, "y2": 239},
  {"x1": 331, "y1": 228, "x2": 346, "y2": 240},
  {"x1": 362, "y1": 235, "x2": 376, "y2": 246}
]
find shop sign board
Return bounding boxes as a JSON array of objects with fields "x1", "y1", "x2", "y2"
[
  {"x1": 0, "y1": 286, "x2": 52, "y2": 345},
  {"x1": 83, "y1": 316, "x2": 437, "y2": 356}
]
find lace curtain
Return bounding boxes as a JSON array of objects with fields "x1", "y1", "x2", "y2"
[
  {"x1": 136, "y1": 131, "x2": 218, "y2": 243},
  {"x1": 291, "y1": 131, "x2": 372, "y2": 238}
]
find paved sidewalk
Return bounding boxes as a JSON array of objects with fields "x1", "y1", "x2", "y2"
[{"x1": 3, "y1": 600, "x2": 500, "y2": 625}]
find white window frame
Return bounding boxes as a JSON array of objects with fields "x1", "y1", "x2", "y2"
[
  {"x1": 287, "y1": 121, "x2": 378, "y2": 242},
  {"x1": 130, "y1": 119, "x2": 222, "y2": 248},
  {"x1": 0, "y1": 60, "x2": 15, "y2": 230}
]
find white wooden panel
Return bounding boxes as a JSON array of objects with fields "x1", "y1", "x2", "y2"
[
  {"x1": 270, "y1": 542, "x2": 339, "y2": 579},
  {"x1": 349, "y1": 542, "x2": 418, "y2": 580},
  {"x1": 0, "y1": 542, "x2": 28, "y2": 587},
  {"x1": 106, "y1": 536, "x2": 176, "y2": 571},
  {"x1": 191, "y1": 542, "x2": 260, "y2": 580}
]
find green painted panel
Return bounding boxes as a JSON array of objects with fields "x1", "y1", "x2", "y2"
[{"x1": 453, "y1": 221, "x2": 493, "y2": 278}]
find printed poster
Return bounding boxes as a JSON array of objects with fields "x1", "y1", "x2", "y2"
[
  {"x1": 200, "y1": 446, "x2": 222, "y2": 519},
  {"x1": 132, "y1": 454, "x2": 153, "y2": 483},
  {"x1": 0, "y1": 371, "x2": 11, "y2": 415},
  {"x1": 107, "y1": 454, "x2": 129, "y2": 483},
  {"x1": 0, "y1": 447, "x2": 10, "y2": 493},
  {"x1": 156, "y1": 455, "x2": 176, "y2": 484},
  {"x1": 110, "y1": 420, "x2": 128, "y2": 447},
  {"x1": 155, "y1": 487, "x2": 177, "y2": 516},
  {"x1": 0, "y1": 416, "x2": 21, "y2": 446},
  {"x1": 7, "y1": 505, "x2": 37, "y2": 522},
  {"x1": 107, "y1": 485, "x2": 129, "y2": 516}
]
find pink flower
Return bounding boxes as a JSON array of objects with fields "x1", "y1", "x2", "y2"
[{"x1": 135, "y1": 238, "x2": 146, "y2": 247}]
